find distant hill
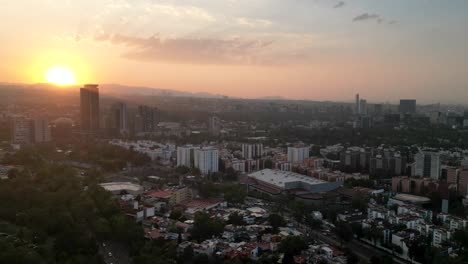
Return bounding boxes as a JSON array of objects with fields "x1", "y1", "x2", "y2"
[
  {"x1": 0, "y1": 82, "x2": 230, "y2": 99},
  {"x1": 98, "y1": 84, "x2": 229, "y2": 99},
  {"x1": 256, "y1": 96, "x2": 288, "y2": 100}
]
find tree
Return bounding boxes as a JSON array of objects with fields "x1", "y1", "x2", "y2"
[
  {"x1": 170, "y1": 210, "x2": 183, "y2": 220},
  {"x1": 198, "y1": 181, "x2": 220, "y2": 198},
  {"x1": 224, "y1": 185, "x2": 247, "y2": 204},
  {"x1": 279, "y1": 236, "x2": 307, "y2": 262},
  {"x1": 264, "y1": 159, "x2": 273, "y2": 169},
  {"x1": 227, "y1": 212, "x2": 245, "y2": 226},
  {"x1": 336, "y1": 221, "x2": 353, "y2": 246},
  {"x1": 224, "y1": 167, "x2": 239, "y2": 181},
  {"x1": 268, "y1": 214, "x2": 285, "y2": 230},
  {"x1": 176, "y1": 166, "x2": 190, "y2": 174},
  {"x1": 351, "y1": 222, "x2": 363, "y2": 239},
  {"x1": 190, "y1": 212, "x2": 225, "y2": 242}
]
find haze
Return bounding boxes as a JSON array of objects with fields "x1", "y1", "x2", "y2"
[{"x1": 2, "y1": 0, "x2": 468, "y2": 103}]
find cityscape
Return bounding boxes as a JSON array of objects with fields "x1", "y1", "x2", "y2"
[{"x1": 2, "y1": 1, "x2": 468, "y2": 264}]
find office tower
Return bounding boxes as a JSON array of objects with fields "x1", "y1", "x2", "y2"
[
  {"x1": 287, "y1": 146, "x2": 310, "y2": 163},
  {"x1": 242, "y1": 143, "x2": 264, "y2": 159},
  {"x1": 194, "y1": 147, "x2": 219, "y2": 175},
  {"x1": 80, "y1": 84, "x2": 100, "y2": 133},
  {"x1": 359, "y1": 99, "x2": 367, "y2": 115},
  {"x1": 414, "y1": 151, "x2": 441, "y2": 180},
  {"x1": 355, "y1": 94, "x2": 360, "y2": 114},
  {"x1": 33, "y1": 118, "x2": 51, "y2": 143},
  {"x1": 464, "y1": 111, "x2": 468, "y2": 128},
  {"x1": 373, "y1": 104, "x2": 383, "y2": 116},
  {"x1": 111, "y1": 102, "x2": 128, "y2": 135},
  {"x1": 399, "y1": 99, "x2": 417, "y2": 114},
  {"x1": 177, "y1": 145, "x2": 197, "y2": 167},
  {"x1": 11, "y1": 117, "x2": 32, "y2": 145},
  {"x1": 137, "y1": 105, "x2": 160, "y2": 133},
  {"x1": 208, "y1": 115, "x2": 221, "y2": 136}
]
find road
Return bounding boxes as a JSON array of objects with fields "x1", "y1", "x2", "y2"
[
  {"x1": 309, "y1": 230, "x2": 410, "y2": 264},
  {"x1": 286, "y1": 215, "x2": 410, "y2": 264}
]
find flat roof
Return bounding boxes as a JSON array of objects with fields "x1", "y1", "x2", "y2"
[
  {"x1": 100, "y1": 182, "x2": 143, "y2": 192},
  {"x1": 393, "y1": 193, "x2": 431, "y2": 203},
  {"x1": 248, "y1": 169, "x2": 327, "y2": 189}
]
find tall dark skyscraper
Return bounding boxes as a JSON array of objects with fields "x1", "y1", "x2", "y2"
[
  {"x1": 136, "y1": 105, "x2": 160, "y2": 133},
  {"x1": 110, "y1": 102, "x2": 128, "y2": 135},
  {"x1": 80, "y1": 84, "x2": 100, "y2": 133}
]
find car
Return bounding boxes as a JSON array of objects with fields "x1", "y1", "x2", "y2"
[
  {"x1": 102, "y1": 243, "x2": 106, "y2": 247},
  {"x1": 108, "y1": 252, "x2": 113, "y2": 257}
]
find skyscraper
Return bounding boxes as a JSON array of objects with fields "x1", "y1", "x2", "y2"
[
  {"x1": 355, "y1": 94, "x2": 360, "y2": 114},
  {"x1": 80, "y1": 84, "x2": 100, "y2": 133},
  {"x1": 208, "y1": 115, "x2": 221, "y2": 136},
  {"x1": 399, "y1": 99, "x2": 417, "y2": 114},
  {"x1": 137, "y1": 105, "x2": 160, "y2": 133},
  {"x1": 360, "y1": 99, "x2": 367, "y2": 115},
  {"x1": 33, "y1": 118, "x2": 51, "y2": 143},
  {"x1": 414, "y1": 151, "x2": 441, "y2": 180},
  {"x1": 111, "y1": 102, "x2": 128, "y2": 135}
]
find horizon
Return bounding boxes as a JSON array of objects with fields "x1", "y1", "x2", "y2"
[
  {"x1": 1, "y1": 1, "x2": 468, "y2": 104},
  {"x1": 3, "y1": 81, "x2": 466, "y2": 106}
]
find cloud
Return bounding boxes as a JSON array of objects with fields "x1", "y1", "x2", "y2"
[
  {"x1": 145, "y1": 4, "x2": 215, "y2": 22},
  {"x1": 95, "y1": 33, "x2": 274, "y2": 64},
  {"x1": 333, "y1": 1, "x2": 345, "y2": 8},
  {"x1": 236, "y1": 17, "x2": 272, "y2": 28},
  {"x1": 352, "y1": 13, "x2": 380, "y2": 22}
]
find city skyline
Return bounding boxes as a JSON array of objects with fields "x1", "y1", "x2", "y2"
[{"x1": 2, "y1": 0, "x2": 468, "y2": 104}]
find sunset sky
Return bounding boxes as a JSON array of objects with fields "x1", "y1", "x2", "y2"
[{"x1": 2, "y1": 0, "x2": 468, "y2": 103}]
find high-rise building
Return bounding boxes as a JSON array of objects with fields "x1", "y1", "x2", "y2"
[
  {"x1": 373, "y1": 104, "x2": 383, "y2": 116},
  {"x1": 33, "y1": 118, "x2": 51, "y2": 143},
  {"x1": 355, "y1": 94, "x2": 360, "y2": 114},
  {"x1": 137, "y1": 105, "x2": 160, "y2": 133},
  {"x1": 242, "y1": 143, "x2": 264, "y2": 159},
  {"x1": 359, "y1": 99, "x2": 367, "y2": 115},
  {"x1": 194, "y1": 147, "x2": 219, "y2": 175},
  {"x1": 414, "y1": 151, "x2": 441, "y2": 180},
  {"x1": 208, "y1": 115, "x2": 221, "y2": 136},
  {"x1": 111, "y1": 102, "x2": 128, "y2": 135},
  {"x1": 287, "y1": 146, "x2": 310, "y2": 163},
  {"x1": 464, "y1": 111, "x2": 468, "y2": 128},
  {"x1": 80, "y1": 84, "x2": 100, "y2": 133},
  {"x1": 11, "y1": 117, "x2": 32, "y2": 145},
  {"x1": 177, "y1": 145, "x2": 197, "y2": 167},
  {"x1": 399, "y1": 99, "x2": 417, "y2": 114}
]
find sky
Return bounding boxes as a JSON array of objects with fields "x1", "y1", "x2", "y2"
[{"x1": 1, "y1": 0, "x2": 468, "y2": 103}]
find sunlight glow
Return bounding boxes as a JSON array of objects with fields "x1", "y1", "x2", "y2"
[{"x1": 45, "y1": 66, "x2": 77, "y2": 85}]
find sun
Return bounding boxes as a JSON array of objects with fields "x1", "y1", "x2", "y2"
[{"x1": 45, "y1": 66, "x2": 77, "y2": 85}]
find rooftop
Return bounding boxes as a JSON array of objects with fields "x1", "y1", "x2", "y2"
[
  {"x1": 99, "y1": 182, "x2": 143, "y2": 193},
  {"x1": 248, "y1": 169, "x2": 327, "y2": 189},
  {"x1": 393, "y1": 193, "x2": 431, "y2": 204}
]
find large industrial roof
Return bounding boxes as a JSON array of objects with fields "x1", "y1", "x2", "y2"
[
  {"x1": 99, "y1": 182, "x2": 143, "y2": 192},
  {"x1": 248, "y1": 169, "x2": 327, "y2": 188}
]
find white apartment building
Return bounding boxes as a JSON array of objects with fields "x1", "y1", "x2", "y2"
[
  {"x1": 177, "y1": 145, "x2": 197, "y2": 167},
  {"x1": 242, "y1": 143, "x2": 264, "y2": 159},
  {"x1": 194, "y1": 147, "x2": 219, "y2": 175},
  {"x1": 287, "y1": 146, "x2": 310, "y2": 163},
  {"x1": 414, "y1": 151, "x2": 441, "y2": 180}
]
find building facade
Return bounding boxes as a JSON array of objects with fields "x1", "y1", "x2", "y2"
[{"x1": 80, "y1": 84, "x2": 100, "y2": 133}]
